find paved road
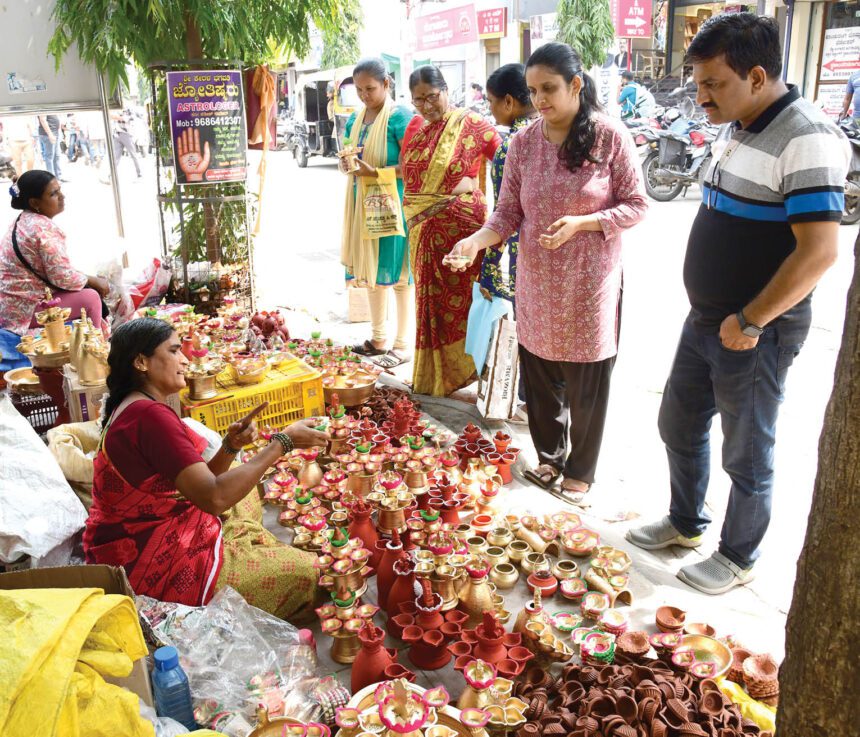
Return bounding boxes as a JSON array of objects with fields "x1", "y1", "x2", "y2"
[{"x1": 34, "y1": 145, "x2": 858, "y2": 658}]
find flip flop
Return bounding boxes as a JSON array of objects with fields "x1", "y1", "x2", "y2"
[
  {"x1": 548, "y1": 479, "x2": 592, "y2": 507},
  {"x1": 372, "y1": 350, "x2": 410, "y2": 369},
  {"x1": 352, "y1": 340, "x2": 386, "y2": 357},
  {"x1": 523, "y1": 464, "x2": 562, "y2": 490}
]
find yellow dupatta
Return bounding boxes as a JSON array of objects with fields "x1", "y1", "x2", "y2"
[
  {"x1": 402, "y1": 108, "x2": 470, "y2": 227},
  {"x1": 340, "y1": 98, "x2": 393, "y2": 285}
]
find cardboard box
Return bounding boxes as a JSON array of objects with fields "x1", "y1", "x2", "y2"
[
  {"x1": 62, "y1": 366, "x2": 107, "y2": 423},
  {"x1": 0, "y1": 564, "x2": 154, "y2": 706}
]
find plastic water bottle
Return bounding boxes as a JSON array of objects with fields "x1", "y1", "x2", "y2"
[{"x1": 151, "y1": 646, "x2": 197, "y2": 731}]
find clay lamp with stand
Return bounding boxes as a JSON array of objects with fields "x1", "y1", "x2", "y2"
[
  {"x1": 351, "y1": 622, "x2": 398, "y2": 693},
  {"x1": 414, "y1": 531, "x2": 468, "y2": 611},
  {"x1": 380, "y1": 395, "x2": 427, "y2": 445},
  {"x1": 385, "y1": 557, "x2": 417, "y2": 627},
  {"x1": 427, "y1": 473, "x2": 470, "y2": 526},
  {"x1": 459, "y1": 458, "x2": 502, "y2": 511},
  {"x1": 185, "y1": 348, "x2": 222, "y2": 400},
  {"x1": 375, "y1": 529, "x2": 408, "y2": 610},
  {"x1": 314, "y1": 526, "x2": 374, "y2": 599},
  {"x1": 368, "y1": 472, "x2": 415, "y2": 537},
  {"x1": 317, "y1": 467, "x2": 350, "y2": 508},
  {"x1": 34, "y1": 288, "x2": 72, "y2": 352},
  {"x1": 405, "y1": 509, "x2": 445, "y2": 547},
  {"x1": 262, "y1": 469, "x2": 298, "y2": 505},
  {"x1": 453, "y1": 611, "x2": 534, "y2": 680},
  {"x1": 334, "y1": 679, "x2": 451, "y2": 737},
  {"x1": 399, "y1": 579, "x2": 467, "y2": 670},
  {"x1": 292, "y1": 511, "x2": 330, "y2": 552},
  {"x1": 277, "y1": 487, "x2": 329, "y2": 529},
  {"x1": 326, "y1": 393, "x2": 356, "y2": 457},
  {"x1": 337, "y1": 443, "x2": 384, "y2": 498},
  {"x1": 315, "y1": 590, "x2": 378, "y2": 664}
]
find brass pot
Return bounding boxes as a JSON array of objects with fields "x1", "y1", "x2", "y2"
[
  {"x1": 487, "y1": 527, "x2": 514, "y2": 548},
  {"x1": 347, "y1": 472, "x2": 377, "y2": 496},
  {"x1": 490, "y1": 562, "x2": 519, "y2": 590},
  {"x1": 521, "y1": 552, "x2": 543, "y2": 574},
  {"x1": 458, "y1": 575, "x2": 497, "y2": 627},
  {"x1": 188, "y1": 373, "x2": 218, "y2": 400},
  {"x1": 377, "y1": 506, "x2": 408, "y2": 535},
  {"x1": 78, "y1": 340, "x2": 109, "y2": 387},
  {"x1": 433, "y1": 565, "x2": 461, "y2": 610},
  {"x1": 467, "y1": 536, "x2": 488, "y2": 557},
  {"x1": 486, "y1": 546, "x2": 509, "y2": 567},
  {"x1": 330, "y1": 632, "x2": 361, "y2": 664},
  {"x1": 506, "y1": 540, "x2": 531, "y2": 566},
  {"x1": 552, "y1": 559, "x2": 580, "y2": 580}
]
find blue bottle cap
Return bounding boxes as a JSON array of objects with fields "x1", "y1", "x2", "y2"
[{"x1": 154, "y1": 645, "x2": 180, "y2": 671}]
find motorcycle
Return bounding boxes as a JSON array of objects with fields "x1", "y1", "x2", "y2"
[
  {"x1": 839, "y1": 118, "x2": 860, "y2": 225},
  {"x1": 641, "y1": 97, "x2": 718, "y2": 201}
]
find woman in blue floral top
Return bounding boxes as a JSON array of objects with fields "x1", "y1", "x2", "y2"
[{"x1": 479, "y1": 64, "x2": 538, "y2": 301}]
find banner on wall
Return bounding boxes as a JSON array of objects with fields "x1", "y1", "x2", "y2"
[
  {"x1": 415, "y1": 4, "x2": 478, "y2": 51},
  {"x1": 820, "y1": 27, "x2": 860, "y2": 82},
  {"x1": 529, "y1": 13, "x2": 559, "y2": 50},
  {"x1": 167, "y1": 70, "x2": 248, "y2": 185},
  {"x1": 816, "y1": 83, "x2": 852, "y2": 120}
]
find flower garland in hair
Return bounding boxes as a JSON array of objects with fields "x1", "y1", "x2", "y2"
[{"x1": 9, "y1": 182, "x2": 20, "y2": 198}]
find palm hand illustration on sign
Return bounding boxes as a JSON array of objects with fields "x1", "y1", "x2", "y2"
[{"x1": 176, "y1": 128, "x2": 211, "y2": 182}]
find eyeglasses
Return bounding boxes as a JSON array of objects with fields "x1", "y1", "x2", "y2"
[{"x1": 411, "y1": 92, "x2": 443, "y2": 108}]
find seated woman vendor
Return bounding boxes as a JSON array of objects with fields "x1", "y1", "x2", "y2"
[
  {"x1": 83, "y1": 318, "x2": 328, "y2": 623},
  {"x1": 1, "y1": 170, "x2": 109, "y2": 337}
]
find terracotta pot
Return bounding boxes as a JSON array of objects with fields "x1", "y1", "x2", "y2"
[
  {"x1": 348, "y1": 504, "x2": 381, "y2": 570},
  {"x1": 375, "y1": 532, "x2": 406, "y2": 609},
  {"x1": 493, "y1": 433, "x2": 511, "y2": 454},
  {"x1": 386, "y1": 558, "x2": 416, "y2": 625},
  {"x1": 351, "y1": 624, "x2": 396, "y2": 692}
]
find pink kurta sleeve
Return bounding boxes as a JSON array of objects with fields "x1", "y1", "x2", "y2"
[
  {"x1": 594, "y1": 126, "x2": 648, "y2": 240},
  {"x1": 38, "y1": 220, "x2": 88, "y2": 291},
  {"x1": 485, "y1": 132, "x2": 524, "y2": 243}
]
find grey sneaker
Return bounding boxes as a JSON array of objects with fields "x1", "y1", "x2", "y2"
[
  {"x1": 677, "y1": 551, "x2": 755, "y2": 595},
  {"x1": 625, "y1": 516, "x2": 702, "y2": 550}
]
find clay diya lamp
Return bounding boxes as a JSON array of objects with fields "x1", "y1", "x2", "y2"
[
  {"x1": 492, "y1": 431, "x2": 511, "y2": 454},
  {"x1": 559, "y1": 577, "x2": 588, "y2": 602},
  {"x1": 579, "y1": 629, "x2": 616, "y2": 666},
  {"x1": 656, "y1": 605, "x2": 686, "y2": 633},
  {"x1": 460, "y1": 708, "x2": 491, "y2": 737},
  {"x1": 616, "y1": 630, "x2": 651, "y2": 663},
  {"x1": 599, "y1": 608, "x2": 629, "y2": 636},
  {"x1": 728, "y1": 647, "x2": 753, "y2": 683},
  {"x1": 561, "y1": 528, "x2": 600, "y2": 557},
  {"x1": 684, "y1": 622, "x2": 717, "y2": 638},
  {"x1": 550, "y1": 611, "x2": 583, "y2": 633},
  {"x1": 457, "y1": 659, "x2": 499, "y2": 709},
  {"x1": 580, "y1": 592, "x2": 610, "y2": 620}
]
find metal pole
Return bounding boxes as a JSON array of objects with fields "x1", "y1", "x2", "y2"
[{"x1": 98, "y1": 73, "x2": 125, "y2": 238}]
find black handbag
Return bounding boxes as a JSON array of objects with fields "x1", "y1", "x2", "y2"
[{"x1": 11, "y1": 214, "x2": 109, "y2": 319}]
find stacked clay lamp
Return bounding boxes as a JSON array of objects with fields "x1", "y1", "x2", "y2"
[{"x1": 449, "y1": 611, "x2": 534, "y2": 680}]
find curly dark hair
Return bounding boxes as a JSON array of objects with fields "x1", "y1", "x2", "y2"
[
  {"x1": 526, "y1": 42, "x2": 602, "y2": 172},
  {"x1": 102, "y1": 318, "x2": 175, "y2": 427}
]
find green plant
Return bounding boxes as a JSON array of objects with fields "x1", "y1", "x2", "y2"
[
  {"x1": 321, "y1": 0, "x2": 363, "y2": 69},
  {"x1": 557, "y1": 0, "x2": 616, "y2": 71},
  {"x1": 49, "y1": 0, "x2": 356, "y2": 92}
]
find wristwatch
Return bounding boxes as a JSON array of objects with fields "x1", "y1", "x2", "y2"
[{"x1": 736, "y1": 310, "x2": 764, "y2": 338}]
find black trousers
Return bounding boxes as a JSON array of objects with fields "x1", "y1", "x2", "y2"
[{"x1": 519, "y1": 345, "x2": 616, "y2": 484}]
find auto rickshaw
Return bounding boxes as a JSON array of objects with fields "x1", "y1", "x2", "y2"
[{"x1": 285, "y1": 66, "x2": 359, "y2": 167}]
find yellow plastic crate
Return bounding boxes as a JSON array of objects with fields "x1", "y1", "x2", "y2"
[{"x1": 179, "y1": 357, "x2": 324, "y2": 435}]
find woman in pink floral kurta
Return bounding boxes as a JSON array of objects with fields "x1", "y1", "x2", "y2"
[
  {"x1": 448, "y1": 43, "x2": 647, "y2": 502},
  {"x1": 1, "y1": 170, "x2": 108, "y2": 337}
]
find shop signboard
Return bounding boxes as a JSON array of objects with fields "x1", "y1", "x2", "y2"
[
  {"x1": 820, "y1": 27, "x2": 860, "y2": 82},
  {"x1": 415, "y1": 4, "x2": 478, "y2": 51},
  {"x1": 610, "y1": 0, "x2": 652, "y2": 39},
  {"x1": 816, "y1": 83, "x2": 852, "y2": 120},
  {"x1": 530, "y1": 12, "x2": 559, "y2": 50},
  {"x1": 167, "y1": 70, "x2": 247, "y2": 185},
  {"x1": 477, "y1": 8, "x2": 507, "y2": 39}
]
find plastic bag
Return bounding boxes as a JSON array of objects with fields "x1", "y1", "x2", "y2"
[
  {"x1": 127, "y1": 259, "x2": 172, "y2": 311},
  {"x1": 136, "y1": 587, "x2": 320, "y2": 736},
  {"x1": 360, "y1": 168, "x2": 404, "y2": 238},
  {"x1": 0, "y1": 395, "x2": 87, "y2": 562}
]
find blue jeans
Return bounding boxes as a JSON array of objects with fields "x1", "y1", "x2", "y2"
[
  {"x1": 658, "y1": 314, "x2": 802, "y2": 569},
  {"x1": 38, "y1": 135, "x2": 61, "y2": 176}
]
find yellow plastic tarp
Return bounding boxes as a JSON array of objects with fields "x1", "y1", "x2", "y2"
[
  {"x1": 0, "y1": 587, "x2": 154, "y2": 737},
  {"x1": 719, "y1": 677, "x2": 777, "y2": 732}
]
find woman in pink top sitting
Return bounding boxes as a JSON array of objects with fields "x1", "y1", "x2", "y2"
[
  {"x1": 447, "y1": 42, "x2": 647, "y2": 504},
  {"x1": 0, "y1": 170, "x2": 108, "y2": 338}
]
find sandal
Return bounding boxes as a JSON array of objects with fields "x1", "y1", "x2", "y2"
[
  {"x1": 523, "y1": 463, "x2": 562, "y2": 490},
  {"x1": 372, "y1": 350, "x2": 410, "y2": 369},
  {"x1": 352, "y1": 340, "x2": 386, "y2": 357},
  {"x1": 548, "y1": 478, "x2": 592, "y2": 507}
]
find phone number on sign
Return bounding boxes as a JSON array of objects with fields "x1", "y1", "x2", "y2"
[{"x1": 175, "y1": 116, "x2": 243, "y2": 128}]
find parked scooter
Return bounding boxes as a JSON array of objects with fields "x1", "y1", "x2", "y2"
[
  {"x1": 839, "y1": 117, "x2": 860, "y2": 225},
  {"x1": 641, "y1": 97, "x2": 718, "y2": 201}
]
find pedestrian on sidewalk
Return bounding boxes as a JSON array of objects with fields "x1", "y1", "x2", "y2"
[
  {"x1": 36, "y1": 114, "x2": 64, "y2": 179},
  {"x1": 3, "y1": 116, "x2": 35, "y2": 176},
  {"x1": 401, "y1": 65, "x2": 502, "y2": 396},
  {"x1": 626, "y1": 13, "x2": 850, "y2": 595},
  {"x1": 341, "y1": 58, "x2": 416, "y2": 369},
  {"x1": 448, "y1": 43, "x2": 647, "y2": 504},
  {"x1": 111, "y1": 111, "x2": 142, "y2": 178}
]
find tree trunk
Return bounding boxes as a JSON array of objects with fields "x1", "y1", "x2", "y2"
[
  {"x1": 184, "y1": 11, "x2": 221, "y2": 264},
  {"x1": 778, "y1": 233, "x2": 860, "y2": 733}
]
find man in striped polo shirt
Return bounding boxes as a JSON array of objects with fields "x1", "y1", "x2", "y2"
[{"x1": 627, "y1": 13, "x2": 850, "y2": 594}]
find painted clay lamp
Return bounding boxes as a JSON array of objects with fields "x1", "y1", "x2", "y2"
[
  {"x1": 277, "y1": 487, "x2": 329, "y2": 529},
  {"x1": 315, "y1": 590, "x2": 378, "y2": 664},
  {"x1": 393, "y1": 579, "x2": 467, "y2": 670},
  {"x1": 452, "y1": 612, "x2": 534, "y2": 680},
  {"x1": 297, "y1": 448, "x2": 325, "y2": 488},
  {"x1": 314, "y1": 526, "x2": 374, "y2": 598},
  {"x1": 351, "y1": 622, "x2": 397, "y2": 693},
  {"x1": 367, "y1": 471, "x2": 415, "y2": 536}
]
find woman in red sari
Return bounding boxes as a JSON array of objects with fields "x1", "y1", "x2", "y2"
[
  {"x1": 401, "y1": 66, "x2": 501, "y2": 396},
  {"x1": 83, "y1": 318, "x2": 328, "y2": 621}
]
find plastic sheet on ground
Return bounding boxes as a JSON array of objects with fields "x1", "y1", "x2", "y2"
[
  {"x1": 0, "y1": 395, "x2": 87, "y2": 562},
  {"x1": 137, "y1": 587, "x2": 321, "y2": 736}
]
